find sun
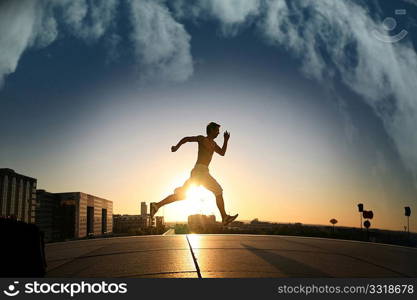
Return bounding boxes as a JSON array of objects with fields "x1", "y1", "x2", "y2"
[
  {"x1": 161, "y1": 183, "x2": 218, "y2": 221},
  {"x1": 185, "y1": 185, "x2": 215, "y2": 214},
  {"x1": 160, "y1": 174, "x2": 220, "y2": 221},
  {"x1": 186, "y1": 185, "x2": 211, "y2": 201}
]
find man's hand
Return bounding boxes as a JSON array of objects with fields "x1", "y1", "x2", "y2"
[
  {"x1": 171, "y1": 145, "x2": 179, "y2": 152},
  {"x1": 215, "y1": 131, "x2": 230, "y2": 156}
]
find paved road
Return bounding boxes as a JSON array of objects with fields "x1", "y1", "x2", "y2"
[
  {"x1": 45, "y1": 234, "x2": 417, "y2": 278},
  {"x1": 162, "y1": 229, "x2": 176, "y2": 235}
]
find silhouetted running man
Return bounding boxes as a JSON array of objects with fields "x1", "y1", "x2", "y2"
[{"x1": 151, "y1": 122, "x2": 238, "y2": 226}]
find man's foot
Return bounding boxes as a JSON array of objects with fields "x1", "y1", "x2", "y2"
[
  {"x1": 150, "y1": 202, "x2": 159, "y2": 218},
  {"x1": 222, "y1": 214, "x2": 239, "y2": 226}
]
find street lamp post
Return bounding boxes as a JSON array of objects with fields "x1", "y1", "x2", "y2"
[
  {"x1": 405, "y1": 206, "x2": 411, "y2": 240},
  {"x1": 358, "y1": 203, "x2": 364, "y2": 231}
]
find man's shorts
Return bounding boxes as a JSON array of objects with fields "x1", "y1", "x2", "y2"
[{"x1": 174, "y1": 164, "x2": 223, "y2": 197}]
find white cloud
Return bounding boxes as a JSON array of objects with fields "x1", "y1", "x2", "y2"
[
  {"x1": 0, "y1": 0, "x2": 192, "y2": 87},
  {"x1": 0, "y1": 0, "x2": 118, "y2": 87},
  {"x1": 0, "y1": 0, "x2": 38, "y2": 88},
  {"x1": 34, "y1": 2, "x2": 58, "y2": 49},
  {"x1": 127, "y1": 0, "x2": 193, "y2": 82},
  {"x1": 258, "y1": 0, "x2": 417, "y2": 185},
  {"x1": 172, "y1": 0, "x2": 261, "y2": 35},
  {"x1": 207, "y1": 0, "x2": 260, "y2": 24},
  {"x1": 59, "y1": 0, "x2": 118, "y2": 42},
  {"x1": 172, "y1": 0, "x2": 260, "y2": 23}
]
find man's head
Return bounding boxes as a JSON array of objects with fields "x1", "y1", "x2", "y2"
[{"x1": 206, "y1": 122, "x2": 220, "y2": 138}]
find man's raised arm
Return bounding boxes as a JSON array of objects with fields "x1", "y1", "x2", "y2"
[
  {"x1": 171, "y1": 135, "x2": 202, "y2": 152},
  {"x1": 215, "y1": 131, "x2": 230, "y2": 156}
]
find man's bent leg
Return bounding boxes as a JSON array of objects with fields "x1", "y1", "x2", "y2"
[
  {"x1": 215, "y1": 193, "x2": 227, "y2": 220},
  {"x1": 201, "y1": 173, "x2": 227, "y2": 220},
  {"x1": 215, "y1": 192, "x2": 238, "y2": 225}
]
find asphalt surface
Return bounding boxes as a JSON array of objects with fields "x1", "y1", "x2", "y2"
[{"x1": 45, "y1": 234, "x2": 417, "y2": 278}]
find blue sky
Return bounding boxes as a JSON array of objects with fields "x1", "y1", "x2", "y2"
[{"x1": 1, "y1": 0, "x2": 416, "y2": 230}]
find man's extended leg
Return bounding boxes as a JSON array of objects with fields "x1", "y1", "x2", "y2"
[
  {"x1": 151, "y1": 182, "x2": 190, "y2": 218},
  {"x1": 158, "y1": 193, "x2": 180, "y2": 207}
]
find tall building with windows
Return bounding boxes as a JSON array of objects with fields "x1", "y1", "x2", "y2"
[
  {"x1": 0, "y1": 168, "x2": 37, "y2": 223},
  {"x1": 155, "y1": 216, "x2": 164, "y2": 229},
  {"x1": 141, "y1": 202, "x2": 147, "y2": 217}
]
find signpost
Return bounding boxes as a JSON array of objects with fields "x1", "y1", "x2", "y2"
[{"x1": 362, "y1": 210, "x2": 373, "y2": 241}]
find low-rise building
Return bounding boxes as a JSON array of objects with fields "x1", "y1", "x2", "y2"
[
  {"x1": 36, "y1": 190, "x2": 113, "y2": 242},
  {"x1": 113, "y1": 214, "x2": 150, "y2": 233},
  {"x1": 188, "y1": 214, "x2": 216, "y2": 233}
]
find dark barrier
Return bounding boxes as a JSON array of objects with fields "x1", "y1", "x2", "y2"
[{"x1": 0, "y1": 217, "x2": 46, "y2": 277}]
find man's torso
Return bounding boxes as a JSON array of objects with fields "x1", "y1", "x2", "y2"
[{"x1": 196, "y1": 136, "x2": 216, "y2": 166}]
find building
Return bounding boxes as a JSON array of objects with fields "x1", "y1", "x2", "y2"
[
  {"x1": 155, "y1": 216, "x2": 164, "y2": 229},
  {"x1": 188, "y1": 214, "x2": 216, "y2": 232},
  {"x1": 113, "y1": 214, "x2": 149, "y2": 233},
  {"x1": 0, "y1": 168, "x2": 37, "y2": 223},
  {"x1": 35, "y1": 190, "x2": 64, "y2": 242},
  {"x1": 141, "y1": 202, "x2": 147, "y2": 217},
  {"x1": 36, "y1": 190, "x2": 113, "y2": 242}
]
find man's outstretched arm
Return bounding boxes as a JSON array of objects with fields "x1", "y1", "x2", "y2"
[
  {"x1": 215, "y1": 131, "x2": 230, "y2": 156},
  {"x1": 171, "y1": 135, "x2": 202, "y2": 152}
]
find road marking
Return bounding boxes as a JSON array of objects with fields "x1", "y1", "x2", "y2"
[{"x1": 186, "y1": 235, "x2": 202, "y2": 278}]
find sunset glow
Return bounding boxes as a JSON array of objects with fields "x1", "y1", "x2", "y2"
[{"x1": 1, "y1": 0, "x2": 416, "y2": 233}]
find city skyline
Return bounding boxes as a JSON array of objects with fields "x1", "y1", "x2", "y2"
[
  {"x1": 1, "y1": 0, "x2": 417, "y2": 231},
  {"x1": 2, "y1": 167, "x2": 414, "y2": 233}
]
